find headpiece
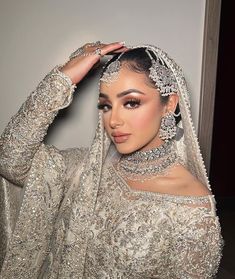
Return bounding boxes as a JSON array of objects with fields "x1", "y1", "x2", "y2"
[
  {"x1": 100, "y1": 52, "x2": 124, "y2": 84},
  {"x1": 100, "y1": 46, "x2": 179, "y2": 97},
  {"x1": 145, "y1": 49, "x2": 179, "y2": 96}
]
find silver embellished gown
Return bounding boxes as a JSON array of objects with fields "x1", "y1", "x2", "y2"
[{"x1": 0, "y1": 68, "x2": 223, "y2": 278}]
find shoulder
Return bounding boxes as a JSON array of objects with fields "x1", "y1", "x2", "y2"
[
  {"x1": 129, "y1": 163, "x2": 212, "y2": 198},
  {"x1": 166, "y1": 164, "x2": 212, "y2": 197}
]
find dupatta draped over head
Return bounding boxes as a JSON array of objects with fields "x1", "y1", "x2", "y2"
[{"x1": 60, "y1": 44, "x2": 211, "y2": 276}]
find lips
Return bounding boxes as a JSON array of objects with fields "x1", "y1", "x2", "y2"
[{"x1": 111, "y1": 132, "x2": 130, "y2": 144}]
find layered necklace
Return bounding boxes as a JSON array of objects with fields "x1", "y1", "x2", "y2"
[{"x1": 116, "y1": 140, "x2": 179, "y2": 182}]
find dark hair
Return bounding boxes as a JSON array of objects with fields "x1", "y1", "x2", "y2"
[{"x1": 101, "y1": 47, "x2": 181, "y2": 123}]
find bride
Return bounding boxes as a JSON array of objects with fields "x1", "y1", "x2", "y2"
[{"x1": 0, "y1": 42, "x2": 222, "y2": 278}]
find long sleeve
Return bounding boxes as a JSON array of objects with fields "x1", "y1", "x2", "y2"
[
  {"x1": 0, "y1": 66, "x2": 76, "y2": 186},
  {"x1": 169, "y1": 204, "x2": 223, "y2": 278}
]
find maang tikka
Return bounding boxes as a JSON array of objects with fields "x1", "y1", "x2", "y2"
[{"x1": 100, "y1": 52, "x2": 124, "y2": 84}]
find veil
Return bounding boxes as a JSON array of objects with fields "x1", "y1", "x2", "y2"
[{"x1": 59, "y1": 44, "x2": 212, "y2": 276}]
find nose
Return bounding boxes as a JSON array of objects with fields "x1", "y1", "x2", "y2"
[{"x1": 109, "y1": 107, "x2": 124, "y2": 129}]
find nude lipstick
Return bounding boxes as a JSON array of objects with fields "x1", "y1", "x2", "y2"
[{"x1": 111, "y1": 132, "x2": 130, "y2": 144}]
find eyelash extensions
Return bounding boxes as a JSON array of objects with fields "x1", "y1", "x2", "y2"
[
  {"x1": 124, "y1": 98, "x2": 141, "y2": 109},
  {"x1": 97, "y1": 98, "x2": 141, "y2": 112}
]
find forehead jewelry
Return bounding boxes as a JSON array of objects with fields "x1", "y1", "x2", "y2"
[
  {"x1": 100, "y1": 52, "x2": 124, "y2": 84},
  {"x1": 145, "y1": 49, "x2": 179, "y2": 96}
]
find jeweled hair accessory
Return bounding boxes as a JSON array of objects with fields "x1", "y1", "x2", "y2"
[
  {"x1": 145, "y1": 49, "x2": 179, "y2": 96},
  {"x1": 100, "y1": 52, "x2": 124, "y2": 84}
]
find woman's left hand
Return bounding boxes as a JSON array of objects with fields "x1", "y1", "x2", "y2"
[{"x1": 61, "y1": 41, "x2": 127, "y2": 84}]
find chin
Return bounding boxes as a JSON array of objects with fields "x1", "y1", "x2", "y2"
[{"x1": 114, "y1": 143, "x2": 141, "y2": 155}]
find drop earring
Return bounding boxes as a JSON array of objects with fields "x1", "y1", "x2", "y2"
[{"x1": 159, "y1": 111, "x2": 177, "y2": 142}]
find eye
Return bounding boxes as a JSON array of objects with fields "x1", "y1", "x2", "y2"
[
  {"x1": 124, "y1": 98, "x2": 141, "y2": 109},
  {"x1": 97, "y1": 103, "x2": 112, "y2": 112}
]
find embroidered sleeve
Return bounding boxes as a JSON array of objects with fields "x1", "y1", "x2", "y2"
[
  {"x1": 169, "y1": 205, "x2": 223, "y2": 278},
  {"x1": 0, "y1": 66, "x2": 76, "y2": 186}
]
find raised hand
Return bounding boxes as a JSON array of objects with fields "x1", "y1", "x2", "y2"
[{"x1": 61, "y1": 41, "x2": 126, "y2": 84}]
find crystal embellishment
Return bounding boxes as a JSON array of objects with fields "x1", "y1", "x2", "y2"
[
  {"x1": 100, "y1": 60, "x2": 121, "y2": 84},
  {"x1": 117, "y1": 141, "x2": 179, "y2": 181},
  {"x1": 149, "y1": 60, "x2": 179, "y2": 96}
]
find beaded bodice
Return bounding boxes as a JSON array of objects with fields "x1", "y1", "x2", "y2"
[{"x1": 82, "y1": 163, "x2": 222, "y2": 278}]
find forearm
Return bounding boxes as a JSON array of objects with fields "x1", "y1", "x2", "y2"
[
  {"x1": 0, "y1": 41, "x2": 125, "y2": 186},
  {"x1": 0, "y1": 66, "x2": 76, "y2": 186}
]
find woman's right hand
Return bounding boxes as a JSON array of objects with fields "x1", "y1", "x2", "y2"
[{"x1": 61, "y1": 41, "x2": 126, "y2": 84}]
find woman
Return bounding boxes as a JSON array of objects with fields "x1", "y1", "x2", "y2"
[{"x1": 0, "y1": 42, "x2": 223, "y2": 278}]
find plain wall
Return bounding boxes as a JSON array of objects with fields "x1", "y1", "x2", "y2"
[{"x1": 0, "y1": 0, "x2": 206, "y2": 149}]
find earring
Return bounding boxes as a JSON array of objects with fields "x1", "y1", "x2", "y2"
[{"x1": 159, "y1": 111, "x2": 177, "y2": 142}]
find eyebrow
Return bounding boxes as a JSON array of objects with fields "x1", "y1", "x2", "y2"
[{"x1": 99, "y1": 89, "x2": 146, "y2": 99}]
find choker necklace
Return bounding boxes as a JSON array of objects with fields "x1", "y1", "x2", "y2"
[{"x1": 116, "y1": 141, "x2": 179, "y2": 182}]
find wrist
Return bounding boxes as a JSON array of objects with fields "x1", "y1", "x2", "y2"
[{"x1": 56, "y1": 64, "x2": 76, "y2": 85}]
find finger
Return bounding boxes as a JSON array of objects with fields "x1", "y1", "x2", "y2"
[
  {"x1": 109, "y1": 47, "x2": 129, "y2": 54},
  {"x1": 100, "y1": 42, "x2": 126, "y2": 56}
]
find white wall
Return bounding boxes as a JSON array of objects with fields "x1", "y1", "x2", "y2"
[{"x1": 0, "y1": 0, "x2": 206, "y2": 149}]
